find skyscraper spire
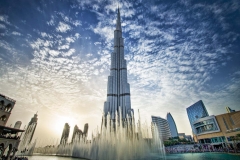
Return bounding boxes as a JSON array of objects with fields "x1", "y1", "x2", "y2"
[
  {"x1": 116, "y1": 6, "x2": 122, "y2": 31},
  {"x1": 103, "y1": 7, "x2": 133, "y2": 121}
]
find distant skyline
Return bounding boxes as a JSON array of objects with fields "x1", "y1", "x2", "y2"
[{"x1": 0, "y1": 0, "x2": 240, "y2": 145}]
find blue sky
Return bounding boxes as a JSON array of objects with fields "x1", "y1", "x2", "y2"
[{"x1": 0, "y1": 0, "x2": 240, "y2": 143}]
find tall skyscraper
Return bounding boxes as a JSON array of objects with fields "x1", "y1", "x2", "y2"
[
  {"x1": 72, "y1": 125, "x2": 82, "y2": 143},
  {"x1": 21, "y1": 113, "x2": 38, "y2": 145},
  {"x1": 186, "y1": 100, "x2": 209, "y2": 133},
  {"x1": 60, "y1": 123, "x2": 70, "y2": 145},
  {"x1": 71, "y1": 123, "x2": 88, "y2": 143},
  {"x1": 103, "y1": 8, "x2": 133, "y2": 120},
  {"x1": 166, "y1": 112, "x2": 178, "y2": 138},
  {"x1": 151, "y1": 116, "x2": 171, "y2": 141}
]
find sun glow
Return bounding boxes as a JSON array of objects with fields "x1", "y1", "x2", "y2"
[{"x1": 51, "y1": 115, "x2": 78, "y2": 141}]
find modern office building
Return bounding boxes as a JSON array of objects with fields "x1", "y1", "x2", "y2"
[
  {"x1": 226, "y1": 106, "x2": 235, "y2": 113},
  {"x1": 186, "y1": 100, "x2": 209, "y2": 134},
  {"x1": 194, "y1": 111, "x2": 240, "y2": 147},
  {"x1": 151, "y1": 116, "x2": 171, "y2": 141},
  {"x1": 60, "y1": 123, "x2": 70, "y2": 145},
  {"x1": 103, "y1": 7, "x2": 134, "y2": 122},
  {"x1": 0, "y1": 93, "x2": 25, "y2": 159},
  {"x1": 166, "y1": 112, "x2": 178, "y2": 138}
]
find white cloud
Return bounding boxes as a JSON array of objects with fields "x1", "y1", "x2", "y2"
[
  {"x1": 66, "y1": 37, "x2": 75, "y2": 43},
  {"x1": 49, "y1": 50, "x2": 60, "y2": 57},
  {"x1": 0, "y1": 24, "x2": 6, "y2": 29},
  {"x1": 12, "y1": 31, "x2": 21, "y2": 36},
  {"x1": 63, "y1": 48, "x2": 75, "y2": 57},
  {"x1": 58, "y1": 44, "x2": 69, "y2": 50},
  {"x1": 72, "y1": 20, "x2": 81, "y2": 26},
  {"x1": 75, "y1": 33, "x2": 80, "y2": 39},
  {"x1": 56, "y1": 22, "x2": 71, "y2": 33},
  {"x1": 0, "y1": 15, "x2": 11, "y2": 25}
]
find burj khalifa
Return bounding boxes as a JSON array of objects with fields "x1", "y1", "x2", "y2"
[{"x1": 103, "y1": 8, "x2": 134, "y2": 121}]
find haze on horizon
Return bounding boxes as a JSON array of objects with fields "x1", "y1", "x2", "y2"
[{"x1": 0, "y1": 0, "x2": 240, "y2": 146}]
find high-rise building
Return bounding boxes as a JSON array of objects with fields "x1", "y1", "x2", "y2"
[
  {"x1": 71, "y1": 123, "x2": 88, "y2": 143},
  {"x1": 226, "y1": 106, "x2": 235, "y2": 113},
  {"x1": 186, "y1": 100, "x2": 209, "y2": 133},
  {"x1": 18, "y1": 113, "x2": 38, "y2": 156},
  {"x1": 21, "y1": 113, "x2": 38, "y2": 145},
  {"x1": 151, "y1": 116, "x2": 171, "y2": 141},
  {"x1": 60, "y1": 123, "x2": 70, "y2": 145},
  {"x1": 103, "y1": 8, "x2": 133, "y2": 121},
  {"x1": 166, "y1": 112, "x2": 178, "y2": 138},
  {"x1": 72, "y1": 125, "x2": 82, "y2": 143},
  {"x1": 83, "y1": 123, "x2": 89, "y2": 136}
]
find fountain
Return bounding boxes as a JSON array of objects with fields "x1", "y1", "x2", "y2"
[{"x1": 33, "y1": 109, "x2": 165, "y2": 160}]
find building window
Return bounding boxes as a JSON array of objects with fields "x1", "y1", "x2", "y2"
[
  {"x1": 0, "y1": 115, "x2": 7, "y2": 121},
  {"x1": 223, "y1": 117, "x2": 229, "y2": 130}
]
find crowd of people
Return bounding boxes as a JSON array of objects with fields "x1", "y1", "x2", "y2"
[{"x1": 165, "y1": 144, "x2": 239, "y2": 154}]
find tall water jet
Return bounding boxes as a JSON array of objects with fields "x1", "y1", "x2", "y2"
[{"x1": 34, "y1": 110, "x2": 165, "y2": 160}]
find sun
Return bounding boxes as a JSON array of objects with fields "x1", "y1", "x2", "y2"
[{"x1": 51, "y1": 115, "x2": 78, "y2": 140}]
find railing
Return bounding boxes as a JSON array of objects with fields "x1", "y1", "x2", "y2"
[{"x1": 0, "y1": 135, "x2": 20, "y2": 140}]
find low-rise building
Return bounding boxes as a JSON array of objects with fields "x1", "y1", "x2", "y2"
[
  {"x1": 178, "y1": 133, "x2": 186, "y2": 139},
  {"x1": 0, "y1": 93, "x2": 25, "y2": 159},
  {"x1": 193, "y1": 111, "x2": 240, "y2": 148},
  {"x1": 185, "y1": 135, "x2": 193, "y2": 142}
]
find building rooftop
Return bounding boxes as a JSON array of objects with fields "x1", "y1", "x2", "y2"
[
  {"x1": 215, "y1": 110, "x2": 239, "y2": 117},
  {"x1": 0, "y1": 93, "x2": 16, "y2": 103}
]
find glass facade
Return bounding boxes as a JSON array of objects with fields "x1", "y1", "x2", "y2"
[
  {"x1": 166, "y1": 112, "x2": 178, "y2": 137},
  {"x1": 194, "y1": 118, "x2": 218, "y2": 134},
  {"x1": 151, "y1": 116, "x2": 171, "y2": 141},
  {"x1": 186, "y1": 100, "x2": 209, "y2": 133},
  {"x1": 199, "y1": 136, "x2": 225, "y2": 144}
]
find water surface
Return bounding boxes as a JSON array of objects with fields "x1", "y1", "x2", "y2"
[{"x1": 27, "y1": 153, "x2": 240, "y2": 160}]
